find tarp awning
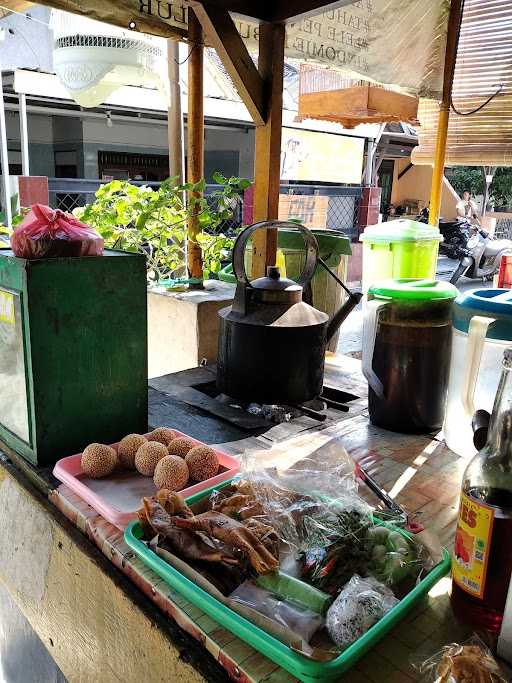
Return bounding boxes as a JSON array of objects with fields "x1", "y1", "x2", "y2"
[
  {"x1": 413, "y1": 0, "x2": 512, "y2": 166},
  {"x1": 1, "y1": 0, "x2": 449, "y2": 99}
]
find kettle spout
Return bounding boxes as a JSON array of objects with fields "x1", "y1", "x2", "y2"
[{"x1": 326, "y1": 291, "x2": 362, "y2": 343}]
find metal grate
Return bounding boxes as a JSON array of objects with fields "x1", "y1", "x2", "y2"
[
  {"x1": 52, "y1": 192, "x2": 92, "y2": 213},
  {"x1": 48, "y1": 179, "x2": 362, "y2": 239},
  {"x1": 48, "y1": 179, "x2": 103, "y2": 214},
  {"x1": 47, "y1": 179, "x2": 244, "y2": 235},
  {"x1": 204, "y1": 188, "x2": 243, "y2": 236},
  {"x1": 495, "y1": 217, "x2": 512, "y2": 240}
]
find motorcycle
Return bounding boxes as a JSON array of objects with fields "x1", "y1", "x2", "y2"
[
  {"x1": 449, "y1": 225, "x2": 512, "y2": 285},
  {"x1": 438, "y1": 218, "x2": 471, "y2": 260},
  {"x1": 417, "y1": 208, "x2": 512, "y2": 285}
]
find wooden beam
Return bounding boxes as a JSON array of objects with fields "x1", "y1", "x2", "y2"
[
  {"x1": 0, "y1": 0, "x2": 32, "y2": 15},
  {"x1": 251, "y1": 23, "x2": 285, "y2": 279},
  {"x1": 187, "y1": 9, "x2": 205, "y2": 283},
  {"x1": 190, "y1": 4, "x2": 265, "y2": 126},
  {"x1": 398, "y1": 162, "x2": 413, "y2": 180},
  {"x1": 11, "y1": 0, "x2": 187, "y2": 39},
  {"x1": 183, "y1": 0, "x2": 271, "y2": 22},
  {"x1": 372, "y1": 149, "x2": 386, "y2": 185},
  {"x1": 0, "y1": 0, "x2": 355, "y2": 34}
]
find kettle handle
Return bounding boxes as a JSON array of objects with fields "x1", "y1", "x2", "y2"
[
  {"x1": 232, "y1": 221, "x2": 318, "y2": 287},
  {"x1": 461, "y1": 315, "x2": 496, "y2": 417},
  {"x1": 362, "y1": 299, "x2": 388, "y2": 398}
]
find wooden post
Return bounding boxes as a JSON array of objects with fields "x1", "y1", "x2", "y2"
[
  {"x1": 167, "y1": 39, "x2": 184, "y2": 184},
  {"x1": 251, "y1": 23, "x2": 285, "y2": 279},
  {"x1": 428, "y1": 0, "x2": 464, "y2": 226},
  {"x1": 0, "y1": 68, "x2": 12, "y2": 227},
  {"x1": 187, "y1": 9, "x2": 204, "y2": 282}
]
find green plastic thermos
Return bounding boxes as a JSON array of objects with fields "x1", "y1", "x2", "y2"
[{"x1": 359, "y1": 219, "x2": 443, "y2": 294}]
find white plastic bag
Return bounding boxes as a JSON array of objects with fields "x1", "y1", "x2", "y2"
[{"x1": 326, "y1": 575, "x2": 398, "y2": 650}]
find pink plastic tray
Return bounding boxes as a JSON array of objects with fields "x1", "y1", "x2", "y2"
[{"x1": 53, "y1": 430, "x2": 240, "y2": 529}]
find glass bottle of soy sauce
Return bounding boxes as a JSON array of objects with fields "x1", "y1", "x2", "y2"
[{"x1": 451, "y1": 348, "x2": 512, "y2": 632}]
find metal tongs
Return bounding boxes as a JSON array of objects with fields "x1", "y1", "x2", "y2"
[{"x1": 355, "y1": 462, "x2": 424, "y2": 533}]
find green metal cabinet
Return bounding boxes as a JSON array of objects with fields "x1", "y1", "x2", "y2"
[{"x1": 0, "y1": 248, "x2": 148, "y2": 466}]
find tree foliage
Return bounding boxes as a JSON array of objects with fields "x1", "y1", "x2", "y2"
[
  {"x1": 489, "y1": 168, "x2": 512, "y2": 210},
  {"x1": 446, "y1": 167, "x2": 485, "y2": 197},
  {"x1": 447, "y1": 166, "x2": 512, "y2": 210}
]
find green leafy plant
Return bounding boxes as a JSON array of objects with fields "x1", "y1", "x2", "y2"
[
  {"x1": 0, "y1": 225, "x2": 10, "y2": 248},
  {"x1": 75, "y1": 174, "x2": 250, "y2": 283},
  {"x1": 488, "y1": 168, "x2": 512, "y2": 210},
  {"x1": 0, "y1": 193, "x2": 22, "y2": 228},
  {"x1": 0, "y1": 201, "x2": 29, "y2": 247},
  {"x1": 196, "y1": 231, "x2": 236, "y2": 278}
]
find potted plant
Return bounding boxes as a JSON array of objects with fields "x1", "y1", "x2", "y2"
[
  {"x1": 75, "y1": 174, "x2": 250, "y2": 284},
  {"x1": 74, "y1": 174, "x2": 251, "y2": 377}
]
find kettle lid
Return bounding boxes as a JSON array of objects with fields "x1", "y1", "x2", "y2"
[{"x1": 250, "y1": 266, "x2": 302, "y2": 292}]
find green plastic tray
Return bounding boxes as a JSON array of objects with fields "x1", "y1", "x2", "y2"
[{"x1": 124, "y1": 485, "x2": 450, "y2": 682}]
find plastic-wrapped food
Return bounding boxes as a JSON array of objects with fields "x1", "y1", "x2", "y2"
[
  {"x1": 302, "y1": 520, "x2": 430, "y2": 595},
  {"x1": 242, "y1": 439, "x2": 358, "y2": 500},
  {"x1": 325, "y1": 575, "x2": 398, "y2": 650},
  {"x1": 237, "y1": 442, "x2": 373, "y2": 554},
  {"x1": 366, "y1": 524, "x2": 427, "y2": 586},
  {"x1": 211, "y1": 446, "x2": 431, "y2": 593},
  {"x1": 11, "y1": 204, "x2": 104, "y2": 259},
  {"x1": 230, "y1": 580, "x2": 324, "y2": 643},
  {"x1": 413, "y1": 635, "x2": 508, "y2": 682},
  {"x1": 255, "y1": 570, "x2": 333, "y2": 615},
  {"x1": 301, "y1": 508, "x2": 373, "y2": 593}
]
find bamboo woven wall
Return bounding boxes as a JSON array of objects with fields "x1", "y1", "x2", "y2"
[{"x1": 413, "y1": 0, "x2": 512, "y2": 166}]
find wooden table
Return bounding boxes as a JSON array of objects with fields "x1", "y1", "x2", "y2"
[{"x1": 0, "y1": 355, "x2": 505, "y2": 682}]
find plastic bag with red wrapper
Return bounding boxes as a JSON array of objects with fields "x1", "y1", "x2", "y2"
[{"x1": 10, "y1": 204, "x2": 104, "y2": 259}]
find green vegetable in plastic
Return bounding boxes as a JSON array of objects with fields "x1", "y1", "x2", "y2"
[
  {"x1": 387, "y1": 531, "x2": 411, "y2": 554},
  {"x1": 367, "y1": 526, "x2": 390, "y2": 544},
  {"x1": 383, "y1": 554, "x2": 410, "y2": 583},
  {"x1": 371, "y1": 544, "x2": 387, "y2": 562},
  {"x1": 367, "y1": 525, "x2": 418, "y2": 584},
  {"x1": 256, "y1": 571, "x2": 333, "y2": 615}
]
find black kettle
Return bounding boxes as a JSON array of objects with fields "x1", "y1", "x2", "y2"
[{"x1": 216, "y1": 221, "x2": 362, "y2": 405}]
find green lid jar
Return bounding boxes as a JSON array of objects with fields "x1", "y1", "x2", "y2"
[
  {"x1": 368, "y1": 278, "x2": 458, "y2": 325},
  {"x1": 363, "y1": 279, "x2": 458, "y2": 433}
]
